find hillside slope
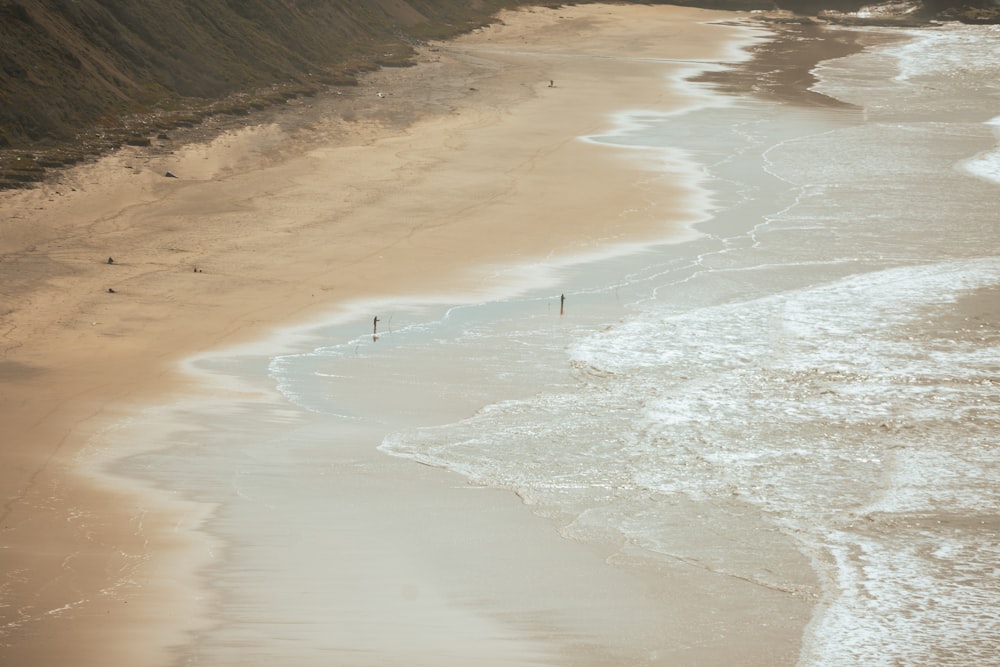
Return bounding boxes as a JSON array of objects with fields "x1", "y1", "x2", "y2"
[{"x1": 0, "y1": 0, "x2": 523, "y2": 148}]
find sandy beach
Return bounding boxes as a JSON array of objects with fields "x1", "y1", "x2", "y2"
[{"x1": 0, "y1": 5, "x2": 823, "y2": 665}]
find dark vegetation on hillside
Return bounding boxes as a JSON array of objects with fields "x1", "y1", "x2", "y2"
[
  {"x1": 921, "y1": 0, "x2": 1000, "y2": 20},
  {"x1": 0, "y1": 0, "x2": 532, "y2": 185},
  {"x1": 1, "y1": 0, "x2": 997, "y2": 187}
]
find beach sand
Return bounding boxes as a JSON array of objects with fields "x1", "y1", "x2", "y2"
[{"x1": 1, "y1": 5, "x2": 816, "y2": 665}]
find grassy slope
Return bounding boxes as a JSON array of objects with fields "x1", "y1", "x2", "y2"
[{"x1": 0, "y1": 0, "x2": 522, "y2": 144}]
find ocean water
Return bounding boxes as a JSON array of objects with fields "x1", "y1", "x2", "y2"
[
  {"x1": 117, "y1": 22, "x2": 998, "y2": 666},
  {"x1": 373, "y1": 23, "x2": 999, "y2": 665}
]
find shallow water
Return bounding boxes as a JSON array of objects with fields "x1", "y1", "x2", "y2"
[
  {"x1": 378, "y1": 24, "x2": 1000, "y2": 665},
  {"x1": 117, "y1": 22, "x2": 999, "y2": 666}
]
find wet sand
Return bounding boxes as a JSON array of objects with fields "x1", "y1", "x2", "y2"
[{"x1": 0, "y1": 5, "x2": 821, "y2": 665}]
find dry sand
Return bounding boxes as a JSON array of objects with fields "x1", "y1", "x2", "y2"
[{"x1": 0, "y1": 5, "x2": 814, "y2": 665}]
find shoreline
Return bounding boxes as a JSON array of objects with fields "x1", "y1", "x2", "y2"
[{"x1": 0, "y1": 5, "x2": 845, "y2": 664}]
